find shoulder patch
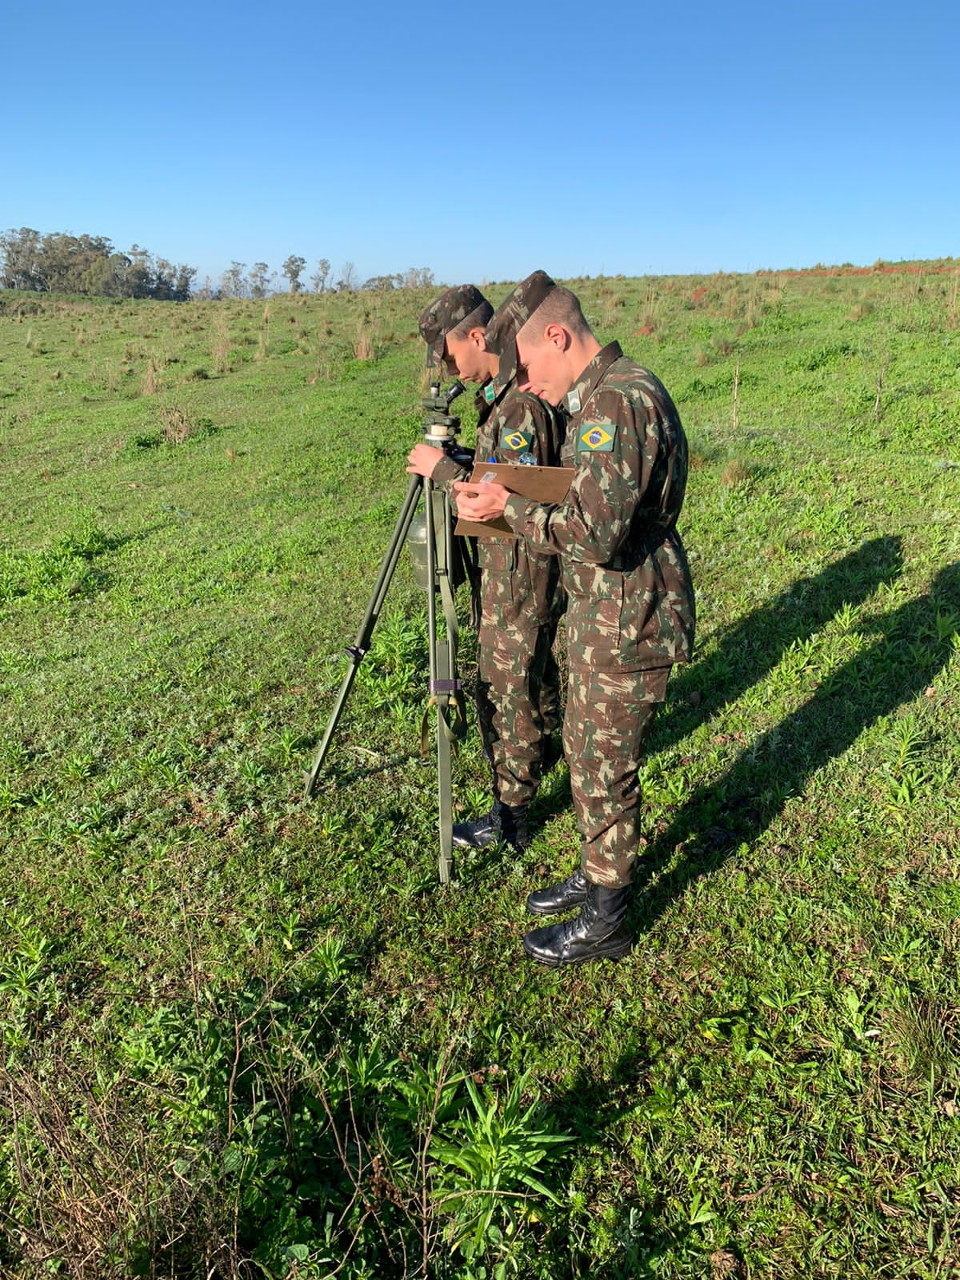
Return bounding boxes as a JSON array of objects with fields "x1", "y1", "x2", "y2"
[
  {"x1": 501, "y1": 428, "x2": 534, "y2": 452},
  {"x1": 577, "y1": 421, "x2": 616, "y2": 452}
]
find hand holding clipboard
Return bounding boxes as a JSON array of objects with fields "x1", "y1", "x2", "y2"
[{"x1": 453, "y1": 464, "x2": 576, "y2": 539}]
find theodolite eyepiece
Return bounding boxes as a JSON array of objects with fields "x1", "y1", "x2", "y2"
[
  {"x1": 426, "y1": 379, "x2": 465, "y2": 410},
  {"x1": 422, "y1": 380, "x2": 465, "y2": 450}
]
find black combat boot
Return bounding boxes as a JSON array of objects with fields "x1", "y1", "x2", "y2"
[
  {"x1": 526, "y1": 866, "x2": 588, "y2": 916},
  {"x1": 452, "y1": 802, "x2": 530, "y2": 852},
  {"x1": 522, "y1": 881, "x2": 632, "y2": 966}
]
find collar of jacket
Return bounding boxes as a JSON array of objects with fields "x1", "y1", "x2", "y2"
[
  {"x1": 475, "y1": 377, "x2": 494, "y2": 407},
  {"x1": 477, "y1": 373, "x2": 514, "y2": 410},
  {"x1": 564, "y1": 341, "x2": 623, "y2": 418},
  {"x1": 474, "y1": 379, "x2": 492, "y2": 420}
]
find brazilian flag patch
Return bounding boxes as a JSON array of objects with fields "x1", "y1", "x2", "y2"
[
  {"x1": 577, "y1": 422, "x2": 615, "y2": 452},
  {"x1": 501, "y1": 429, "x2": 533, "y2": 452}
]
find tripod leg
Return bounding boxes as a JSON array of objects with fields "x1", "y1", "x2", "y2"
[
  {"x1": 303, "y1": 474, "x2": 423, "y2": 798},
  {"x1": 425, "y1": 482, "x2": 462, "y2": 885}
]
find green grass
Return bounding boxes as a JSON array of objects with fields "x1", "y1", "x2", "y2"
[{"x1": 0, "y1": 267, "x2": 958, "y2": 1278}]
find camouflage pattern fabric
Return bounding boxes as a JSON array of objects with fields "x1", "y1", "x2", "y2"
[
  {"x1": 418, "y1": 284, "x2": 489, "y2": 367},
  {"x1": 484, "y1": 269, "x2": 557, "y2": 386},
  {"x1": 502, "y1": 341, "x2": 694, "y2": 671},
  {"x1": 565, "y1": 667, "x2": 667, "y2": 886},
  {"x1": 501, "y1": 339, "x2": 695, "y2": 884},
  {"x1": 431, "y1": 378, "x2": 566, "y2": 806}
]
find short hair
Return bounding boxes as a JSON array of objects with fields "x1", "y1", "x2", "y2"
[
  {"x1": 448, "y1": 300, "x2": 494, "y2": 342},
  {"x1": 519, "y1": 286, "x2": 592, "y2": 344}
]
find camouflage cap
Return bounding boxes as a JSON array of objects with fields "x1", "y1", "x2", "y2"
[
  {"x1": 418, "y1": 284, "x2": 490, "y2": 367},
  {"x1": 484, "y1": 270, "x2": 557, "y2": 384}
]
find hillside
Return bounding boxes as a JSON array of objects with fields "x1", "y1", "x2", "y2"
[{"x1": 1, "y1": 266, "x2": 958, "y2": 1278}]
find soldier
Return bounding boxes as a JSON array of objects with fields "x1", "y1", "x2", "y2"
[
  {"x1": 407, "y1": 285, "x2": 565, "y2": 852},
  {"x1": 454, "y1": 272, "x2": 695, "y2": 966}
]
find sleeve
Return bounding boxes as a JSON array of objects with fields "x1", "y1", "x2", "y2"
[
  {"x1": 430, "y1": 452, "x2": 472, "y2": 495},
  {"x1": 502, "y1": 388, "x2": 664, "y2": 565}
]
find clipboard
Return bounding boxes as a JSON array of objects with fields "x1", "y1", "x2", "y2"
[{"x1": 454, "y1": 463, "x2": 576, "y2": 539}]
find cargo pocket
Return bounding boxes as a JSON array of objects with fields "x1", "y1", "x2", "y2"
[
  {"x1": 479, "y1": 538, "x2": 519, "y2": 607},
  {"x1": 565, "y1": 564, "x2": 623, "y2": 668},
  {"x1": 619, "y1": 557, "x2": 688, "y2": 667}
]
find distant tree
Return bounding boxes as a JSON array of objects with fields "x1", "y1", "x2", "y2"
[
  {"x1": 154, "y1": 262, "x2": 191, "y2": 301},
  {"x1": 172, "y1": 264, "x2": 197, "y2": 302},
  {"x1": 282, "y1": 255, "x2": 306, "y2": 293},
  {"x1": 250, "y1": 262, "x2": 271, "y2": 299},
  {"x1": 221, "y1": 262, "x2": 247, "y2": 299},
  {"x1": 0, "y1": 227, "x2": 42, "y2": 289},
  {"x1": 362, "y1": 275, "x2": 397, "y2": 292},
  {"x1": 335, "y1": 262, "x2": 357, "y2": 292},
  {"x1": 310, "y1": 258, "x2": 331, "y2": 292},
  {"x1": 35, "y1": 232, "x2": 112, "y2": 293},
  {"x1": 122, "y1": 244, "x2": 154, "y2": 298},
  {"x1": 154, "y1": 258, "x2": 175, "y2": 295},
  {"x1": 399, "y1": 267, "x2": 435, "y2": 289},
  {"x1": 82, "y1": 251, "x2": 130, "y2": 298}
]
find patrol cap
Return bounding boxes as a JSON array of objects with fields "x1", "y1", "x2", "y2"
[
  {"x1": 418, "y1": 284, "x2": 490, "y2": 367},
  {"x1": 484, "y1": 270, "x2": 557, "y2": 384}
]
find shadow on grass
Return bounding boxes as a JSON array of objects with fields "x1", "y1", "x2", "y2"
[
  {"x1": 634, "y1": 556, "x2": 960, "y2": 933},
  {"x1": 653, "y1": 535, "x2": 905, "y2": 755},
  {"x1": 529, "y1": 537, "x2": 904, "y2": 859},
  {"x1": 525, "y1": 546, "x2": 956, "y2": 1280}
]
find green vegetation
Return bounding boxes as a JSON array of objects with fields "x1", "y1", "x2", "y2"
[
  {"x1": 0, "y1": 226, "x2": 436, "y2": 300},
  {"x1": 1, "y1": 264, "x2": 958, "y2": 1278},
  {"x1": 0, "y1": 228, "x2": 197, "y2": 300}
]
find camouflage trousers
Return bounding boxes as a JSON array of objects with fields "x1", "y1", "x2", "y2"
[
  {"x1": 475, "y1": 551, "x2": 563, "y2": 809},
  {"x1": 564, "y1": 665, "x2": 671, "y2": 888}
]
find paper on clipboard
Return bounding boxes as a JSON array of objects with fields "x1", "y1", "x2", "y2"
[{"x1": 454, "y1": 463, "x2": 576, "y2": 539}]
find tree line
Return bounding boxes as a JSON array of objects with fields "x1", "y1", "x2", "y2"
[
  {"x1": 0, "y1": 228, "x2": 434, "y2": 301},
  {"x1": 193, "y1": 259, "x2": 435, "y2": 298},
  {"x1": 0, "y1": 228, "x2": 196, "y2": 300}
]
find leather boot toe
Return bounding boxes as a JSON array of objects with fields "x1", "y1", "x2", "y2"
[
  {"x1": 452, "y1": 803, "x2": 530, "y2": 852},
  {"x1": 522, "y1": 882, "x2": 633, "y2": 966},
  {"x1": 526, "y1": 867, "x2": 588, "y2": 916},
  {"x1": 452, "y1": 811, "x2": 500, "y2": 849}
]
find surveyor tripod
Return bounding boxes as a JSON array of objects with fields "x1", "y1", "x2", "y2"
[{"x1": 303, "y1": 380, "x2": 471, "y2": 885}]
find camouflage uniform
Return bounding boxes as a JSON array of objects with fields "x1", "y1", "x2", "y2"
[
  {"x1": 501, "y1": 339, "x2": 695, "y2": 887},
  {"x1": 418, "y1": 288, "x2": 566, "y2": 810}
]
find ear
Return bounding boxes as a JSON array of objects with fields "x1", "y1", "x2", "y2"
[
  {"x1": 543, "y1": 322, "x2": 568, "y2": 350},
  {"x1": 467, "y1": 326, "x2": 488, "y2": 349}
]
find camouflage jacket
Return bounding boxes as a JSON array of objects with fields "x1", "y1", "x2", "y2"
[
  {"x1": 432, "y1": 376, "x2": 565, "y2": 574},
  {"x1": 501, "y1": 342, "x2": 695, "y2": 670}
]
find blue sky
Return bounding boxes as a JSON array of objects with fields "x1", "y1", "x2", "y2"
[{"x1": 4, "y1": 0, "x2": 958, "y2": 288}]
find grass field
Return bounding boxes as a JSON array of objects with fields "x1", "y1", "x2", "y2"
[{"x1": 1, "y1": 265, "x2": 958, "y2": 1279}]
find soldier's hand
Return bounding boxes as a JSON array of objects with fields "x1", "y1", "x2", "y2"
[
  {"x1": 406, "y1": 443, "x2": 445, "y2": 478},
  {"x1": 453, "y1": 480, "x2": 509, "y2": 522}
]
